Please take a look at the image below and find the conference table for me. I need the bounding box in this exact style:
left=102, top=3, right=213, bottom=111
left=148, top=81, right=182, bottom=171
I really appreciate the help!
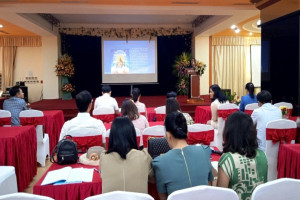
left=277, top=144, right=300, bottom=179
left=0, top=126, right=37, bottom=192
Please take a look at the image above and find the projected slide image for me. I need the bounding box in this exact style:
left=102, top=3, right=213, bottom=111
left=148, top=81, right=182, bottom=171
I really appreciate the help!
left=111, top=50, right=129, bottom=74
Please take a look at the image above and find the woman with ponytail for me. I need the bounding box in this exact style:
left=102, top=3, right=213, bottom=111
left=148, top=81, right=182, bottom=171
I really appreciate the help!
left=132, top=88, right=147, bottom=117
left=239, top=82, right=258, bottom=112
left=152, top=112, right=213, bottom=200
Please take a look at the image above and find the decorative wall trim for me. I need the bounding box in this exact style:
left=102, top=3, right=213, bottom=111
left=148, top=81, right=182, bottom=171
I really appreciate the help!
left=0, top=36, right=42, bottom=47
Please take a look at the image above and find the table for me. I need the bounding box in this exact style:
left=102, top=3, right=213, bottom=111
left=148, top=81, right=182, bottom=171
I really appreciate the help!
left=195, top=106, right=211, bottom=124
left=0, top=126, right=37, bottom=191
left=277, top=144, right=300, bottom=179
left=43, top=110, right=65, bottom=153
left=147, top=107, right=156, bottom=122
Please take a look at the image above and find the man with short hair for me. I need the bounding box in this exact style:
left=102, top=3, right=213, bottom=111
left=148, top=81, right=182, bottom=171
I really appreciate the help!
left=94, top=85, right=119, bottom=115
left=59, top=90, right=106, bottom=140
left=3, top=85, right=27, bottom=126
left=251, top=90, right=282, bottom=152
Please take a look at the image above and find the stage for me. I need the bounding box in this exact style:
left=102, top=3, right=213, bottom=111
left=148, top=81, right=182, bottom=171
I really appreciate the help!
left=31, top=95, right=210, bottom=121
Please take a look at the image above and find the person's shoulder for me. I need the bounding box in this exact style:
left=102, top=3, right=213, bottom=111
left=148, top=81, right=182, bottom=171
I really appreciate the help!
left=219, top=152, right=233, bottom=164
left=139, top=115, right=148, bottom=121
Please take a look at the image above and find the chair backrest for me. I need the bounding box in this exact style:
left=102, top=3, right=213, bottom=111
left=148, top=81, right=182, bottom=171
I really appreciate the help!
left=84, top=191, right=154, bottom=200
left=274, top=102, right=293, bottom=109
left=0, top=110, right=11, bottom=127
left=92, top=107, right=115, bottom=123
left=245, top=103, right=259, bottom=115
left=142, top=125, right=165, bottom=148
left=0, top=192, right=54, bottom=200
left=251, top=178, right=300, bottom=200
left=105, top=128, right=142, bottom=148
left=19, top=110, right=44, bottom=142
left=137, top=105, right=146, bottom=113
left=266, top=119, right=297, bottom=181
left=167, top=185, right=239, bottom=200
left=155, top=106, right=166, bottom=121
left=187, top=124, right=214, bottom=145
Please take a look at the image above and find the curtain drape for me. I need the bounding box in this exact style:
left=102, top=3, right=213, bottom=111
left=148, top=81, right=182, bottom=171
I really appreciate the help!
left=212, top=36, right=260, bottom=96
left=2, top=46, right=17, bottom=91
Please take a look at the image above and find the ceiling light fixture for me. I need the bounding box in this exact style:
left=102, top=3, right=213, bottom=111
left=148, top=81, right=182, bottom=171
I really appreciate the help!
left=231, top=25, right=236, bottom=29
left=249, top=32, right=253, bottom=36
left=0, top=24, right=3, bottom=28
left=231, top=25, right=240, bottom=34
left=257, top=19, right=261, bottom=27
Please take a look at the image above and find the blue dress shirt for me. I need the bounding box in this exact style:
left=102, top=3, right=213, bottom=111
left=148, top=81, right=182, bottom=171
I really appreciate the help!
left=3, top=97, right=27, bottom=126
left=239, top=94, right=258, bottom=112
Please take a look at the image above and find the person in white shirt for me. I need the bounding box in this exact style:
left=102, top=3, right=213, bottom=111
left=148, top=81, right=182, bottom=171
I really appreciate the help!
left=251, top=90, right=282, bottom=152
left=94, top=85, right=119, bottom=115
left=59, top=90, right=106, bottom=141
left=132, top=88, right=147, bottom=117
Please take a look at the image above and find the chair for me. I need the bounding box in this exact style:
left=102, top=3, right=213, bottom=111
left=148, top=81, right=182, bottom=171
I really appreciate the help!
left=266, top=119, right=297, bottom=181
left=19, top=110, right=50, bottom=167
left=187, top=124, right=214, bottom=145
left=251, top=178, right=300, bottom=200
left=65, top=128, right=104, bottom=152
left=167, top=185, right=239, bottom=200
left=0, top=166, right=17, bottom=196
left=84, top=191, right=154, bottom=200
left=0, top=193, right=54, bottom=200
left=105, top=128, right=142, bottom=149
left=93, top=107, right=115, bottom=123
left=137, top=105, right=146, bottom=116
left=154, top=106, right=166, bottom=121
left=142, top=125, right=165, bottom=148
left=214, top=103, right=239, bottom=151
left=0, top=110, right=11, bottom=127
left=274, top=102, right=293, bottom=116
left=245, top=103, right=259, bottom=115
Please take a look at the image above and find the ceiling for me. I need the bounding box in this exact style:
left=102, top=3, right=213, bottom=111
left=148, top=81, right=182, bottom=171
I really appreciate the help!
left=0, top=0, right=260, bottom=37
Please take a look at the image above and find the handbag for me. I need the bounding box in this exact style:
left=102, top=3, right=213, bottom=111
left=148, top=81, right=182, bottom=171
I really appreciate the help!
left=148, top=137, right=170, bottom=158
left=50, top=135, right=78, bottom=165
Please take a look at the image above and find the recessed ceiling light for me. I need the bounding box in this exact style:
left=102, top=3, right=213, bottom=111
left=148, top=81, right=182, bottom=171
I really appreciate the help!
left=249, top=32, right=253, bottom=36
left=0, top=24, right=3, bottom=28
left=231, top=25, right=236, bottom=29
left=257, top=19, right=261, bottom=26
left=235, top=28, right=240, bottom=34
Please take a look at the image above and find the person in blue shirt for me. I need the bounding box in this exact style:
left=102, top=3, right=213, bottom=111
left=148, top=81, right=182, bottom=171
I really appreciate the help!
left=239, top=82, right=257, bottom=112
left=3, top=85, right=27, bottom=126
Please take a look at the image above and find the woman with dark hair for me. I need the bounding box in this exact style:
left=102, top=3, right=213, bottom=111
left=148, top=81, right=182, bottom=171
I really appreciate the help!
left=152, top=112, right=213, bottom=200
left=99, top=117, right=152, bottom=193
left=207, top=84, right=228, bottom=128
left=217, top=111, right=268, bottom=200
left=166, top=98, right=194, bottom=125
left=121, top=100, right=149, bottom=132
left=132, top=88, right=147, bottom=117
left=239, top=82, right=258, bottom=112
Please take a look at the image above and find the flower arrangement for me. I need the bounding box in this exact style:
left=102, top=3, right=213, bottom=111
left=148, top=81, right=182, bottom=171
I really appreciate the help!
left=55, top=54, right=75, bottom=77
left=280, top=106, right=289, bottom=118
left=224, top=91, right=240, bottom=106
left=173, top=52, right=206, bottom=95
left=61, top=83, right=75, bottom=93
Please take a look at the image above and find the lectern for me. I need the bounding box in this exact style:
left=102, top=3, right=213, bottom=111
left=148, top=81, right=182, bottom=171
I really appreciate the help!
left=187, top=69, right=204, bottom=102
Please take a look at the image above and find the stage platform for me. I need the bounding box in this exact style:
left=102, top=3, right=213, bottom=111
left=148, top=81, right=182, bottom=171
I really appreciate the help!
left=31, top=95, right=210, bottom=121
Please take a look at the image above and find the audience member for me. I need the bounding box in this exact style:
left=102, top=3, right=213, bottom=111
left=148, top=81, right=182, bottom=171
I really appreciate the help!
left=121, top=99, right=149, bottom=132
left=207, top=84, right=228, bottom=128
left=251, top=90, right=282, bottom=151
left=132, top=87, right=147, bottom=117
left=239, top=82, right=258, bottom=112
left=94, top=85, right=119, bottom=115
left=152, top=112, right=213, bottom=199
left=217, top=111, right=268, bottom=200
left=166, top=91, right=177, bottom=99
left=99, top=117, right=152, bottom=193
left=166, top=98, right=194, bottom=125
left=59, top=90, right=106, bottom=140
left=3, top=85, right=27, bottom=126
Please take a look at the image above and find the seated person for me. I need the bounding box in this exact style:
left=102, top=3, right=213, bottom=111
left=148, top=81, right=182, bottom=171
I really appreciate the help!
left=3, top=85, right=27, bottom=126
left=132, top=87, right=147, bottom=117
left=152, top=112, right=213, bottom=200
left=217, top=111, right=268, bottom=200
left=121, top=99, right=149, bottom=132
left=166, top=91, right=177, bottom=99
left=59, top=90, right=106, bottom=140
left=94, top=85, right=119, bottom=115
left=251, top=90, right=282, bottom=151
left=99, top=117, right=152, bottom=193
left=166, top=97, right=194, bottom=125
left=239, top=82, right=258, bottom=112
left=207, top=84, right=228, bottom=128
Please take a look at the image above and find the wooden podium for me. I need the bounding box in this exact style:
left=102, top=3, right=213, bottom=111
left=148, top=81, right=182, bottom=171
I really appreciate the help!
left=186, top=69, right=204, bottom=103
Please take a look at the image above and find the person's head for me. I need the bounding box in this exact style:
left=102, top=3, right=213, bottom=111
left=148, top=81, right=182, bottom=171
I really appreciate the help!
left=106, top=117, right=138, bottom=159
left=75, top=90, right=93, bottom=112
left=223, top=111, right=258, bottom=158
left=166, top=91, right=177, bottom=99
left=164, top=112, right=188, bottom=148
left=245, top=82, right=255, bottom=98
left=9, top=86, right=24, bottom=98
left=102, top=85, right=111, bottom=95
left=121, top=100, right=139, bottom=121
left=209, top=84, right=227, bottom=103
left=132, top=88, right=141, bottom=103
left=166, top=98, right=181, bottom=115
left=257, top=90, right=272, bottom=107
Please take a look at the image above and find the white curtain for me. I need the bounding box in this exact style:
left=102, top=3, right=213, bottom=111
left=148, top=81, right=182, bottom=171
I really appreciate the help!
left=1, top=46, right=17, bottom=91
left=212, top=36, right=260, bottom=96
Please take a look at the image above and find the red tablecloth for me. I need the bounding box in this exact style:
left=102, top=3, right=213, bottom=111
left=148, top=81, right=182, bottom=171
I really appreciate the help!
left=277, top=144, right=300, bottom=179
left=0, top=126, right=37, bottom=191
left=195, top=106, right=211, bottom=124
left=147, top=107, right=156, bottom=122
left=43, top=110, right=65, bottom=154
